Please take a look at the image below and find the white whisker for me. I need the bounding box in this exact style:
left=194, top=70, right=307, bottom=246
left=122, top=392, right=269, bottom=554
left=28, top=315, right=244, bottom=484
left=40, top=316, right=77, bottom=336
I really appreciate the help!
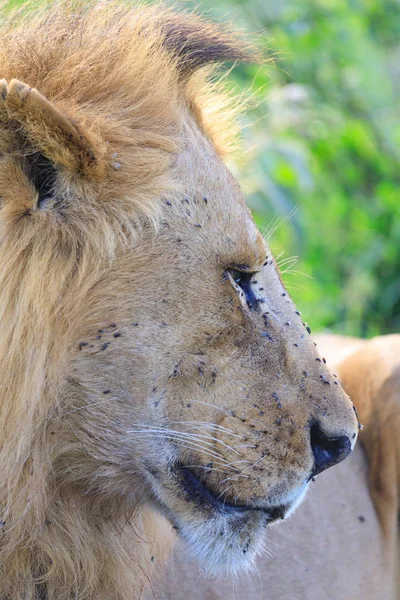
left=126, top=431, right=237, bottom=467
left=277, top=254, right=298, bottom=267
left=128, top=425, right=241, bottom=456
left=170, top=421, right=246, bottom=440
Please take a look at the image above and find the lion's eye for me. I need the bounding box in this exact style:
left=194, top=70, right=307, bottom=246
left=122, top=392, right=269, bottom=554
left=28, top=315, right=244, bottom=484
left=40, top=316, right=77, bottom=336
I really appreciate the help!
left=230, top=269, right=251, bottom=286
left=228, top=269, right=258, bottom=310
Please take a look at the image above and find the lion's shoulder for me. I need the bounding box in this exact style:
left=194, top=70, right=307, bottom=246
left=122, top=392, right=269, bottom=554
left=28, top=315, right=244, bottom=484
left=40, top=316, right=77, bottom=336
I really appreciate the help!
left=337, top=334, right=400, bottom=542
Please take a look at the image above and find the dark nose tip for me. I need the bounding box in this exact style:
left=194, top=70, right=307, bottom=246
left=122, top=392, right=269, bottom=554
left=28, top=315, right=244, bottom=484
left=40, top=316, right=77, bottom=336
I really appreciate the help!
left=310, top=424, right=352, bottom=477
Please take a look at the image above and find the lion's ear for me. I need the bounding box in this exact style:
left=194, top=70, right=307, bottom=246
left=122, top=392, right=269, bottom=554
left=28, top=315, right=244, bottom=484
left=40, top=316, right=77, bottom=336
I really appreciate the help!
left=0, top=79, right=105, bottom=179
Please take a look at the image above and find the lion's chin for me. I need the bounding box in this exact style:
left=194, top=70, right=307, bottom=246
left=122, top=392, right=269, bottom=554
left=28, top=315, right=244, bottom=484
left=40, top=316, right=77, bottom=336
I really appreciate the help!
left=175, top=507, right=268, bottom=578
left=145, top=464, right=309, bottom=577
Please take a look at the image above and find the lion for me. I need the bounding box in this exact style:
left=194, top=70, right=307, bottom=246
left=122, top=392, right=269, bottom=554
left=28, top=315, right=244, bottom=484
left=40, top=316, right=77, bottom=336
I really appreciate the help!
left=162, top=334, right=400, bottom=599
left=0, top=2, right=359, bottom=599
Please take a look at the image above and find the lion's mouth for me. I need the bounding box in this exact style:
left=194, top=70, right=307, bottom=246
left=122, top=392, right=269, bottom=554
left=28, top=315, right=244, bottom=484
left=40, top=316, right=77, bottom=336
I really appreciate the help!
left=176, top=464, right=286, bottom=523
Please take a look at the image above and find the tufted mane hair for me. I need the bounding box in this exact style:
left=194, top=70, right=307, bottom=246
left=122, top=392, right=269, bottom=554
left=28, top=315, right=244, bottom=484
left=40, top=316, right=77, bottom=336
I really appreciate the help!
left=0, top=0, right=255, bottom=161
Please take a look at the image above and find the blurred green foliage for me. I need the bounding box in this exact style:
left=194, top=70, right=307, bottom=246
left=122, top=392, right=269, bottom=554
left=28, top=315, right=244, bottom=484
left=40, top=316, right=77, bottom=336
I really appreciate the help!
left=5, top=0, right=400, bottom=336
left=197, top=0, right=400, bottom=336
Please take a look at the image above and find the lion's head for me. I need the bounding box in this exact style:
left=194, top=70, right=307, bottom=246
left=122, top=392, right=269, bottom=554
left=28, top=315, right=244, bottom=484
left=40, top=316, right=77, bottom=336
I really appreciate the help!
left=0, top=3, right=359, bottom=598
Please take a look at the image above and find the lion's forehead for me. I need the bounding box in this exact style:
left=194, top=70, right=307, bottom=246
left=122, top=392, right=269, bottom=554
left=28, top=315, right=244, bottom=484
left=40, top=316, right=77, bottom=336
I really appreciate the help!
left=166, top=120, right=267, bottom=269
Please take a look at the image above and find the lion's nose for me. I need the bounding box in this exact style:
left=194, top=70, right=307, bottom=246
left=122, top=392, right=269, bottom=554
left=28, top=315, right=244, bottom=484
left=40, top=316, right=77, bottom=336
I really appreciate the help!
left=310, top=423, right=352, bottom=477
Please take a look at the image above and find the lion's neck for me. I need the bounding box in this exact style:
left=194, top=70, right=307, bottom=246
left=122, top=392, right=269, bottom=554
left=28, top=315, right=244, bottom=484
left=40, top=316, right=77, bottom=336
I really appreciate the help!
left=2, top=498, right=174, bottom=600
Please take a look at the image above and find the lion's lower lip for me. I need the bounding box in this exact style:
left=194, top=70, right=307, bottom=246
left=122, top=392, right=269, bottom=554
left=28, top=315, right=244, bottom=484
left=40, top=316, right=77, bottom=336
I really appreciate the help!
left=176, top=465, right=286, bottom=521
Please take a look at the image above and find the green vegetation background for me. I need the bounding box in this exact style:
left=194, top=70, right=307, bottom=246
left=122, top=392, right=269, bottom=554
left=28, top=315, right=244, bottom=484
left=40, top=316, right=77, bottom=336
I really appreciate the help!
left=201, top=0, right=400, bottom=337
left=7, top=0, right=400, bottom=336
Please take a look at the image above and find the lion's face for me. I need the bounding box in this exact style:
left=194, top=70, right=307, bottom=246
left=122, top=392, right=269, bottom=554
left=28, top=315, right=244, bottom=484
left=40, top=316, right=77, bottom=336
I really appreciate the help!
left=68, top=116, right=359, bottom=576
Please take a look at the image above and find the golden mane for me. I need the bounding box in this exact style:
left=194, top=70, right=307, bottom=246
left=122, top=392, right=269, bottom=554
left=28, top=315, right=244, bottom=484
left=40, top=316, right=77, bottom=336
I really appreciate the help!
left=0, top=3, right=254, bottom=597
left=0, top=0, right=252, bottom=158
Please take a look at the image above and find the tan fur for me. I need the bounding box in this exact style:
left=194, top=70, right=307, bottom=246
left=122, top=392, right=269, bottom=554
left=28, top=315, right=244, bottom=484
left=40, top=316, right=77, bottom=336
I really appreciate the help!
left=162, top=334, right=400, bottom=599
left=312, top=333, right=367, bottom=370
left=339, top=335, right=400, bottom=580
left=0, top=3, right=358, bottom=599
